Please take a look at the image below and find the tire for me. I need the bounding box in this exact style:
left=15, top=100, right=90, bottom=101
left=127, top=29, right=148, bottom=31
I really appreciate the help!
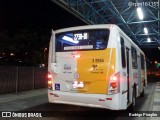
left=140, top=81, right=145, bottom=97
left=140, top=86, right=145, bottom=97
left=131, top=87, right=136, bottom=111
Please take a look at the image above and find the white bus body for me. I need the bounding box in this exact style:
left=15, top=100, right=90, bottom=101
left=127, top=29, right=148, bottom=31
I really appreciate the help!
left=48, top=24, right=147, bottom=110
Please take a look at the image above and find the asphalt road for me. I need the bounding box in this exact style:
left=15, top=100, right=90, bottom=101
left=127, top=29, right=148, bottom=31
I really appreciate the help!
left=21, top=78, right=155, bottom=120
left=0, top=77, right=158, bottom=120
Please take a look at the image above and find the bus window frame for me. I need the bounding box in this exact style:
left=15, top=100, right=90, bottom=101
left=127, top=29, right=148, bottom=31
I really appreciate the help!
left=120, top=37, right=126, bottom=68
left=131, top=46, right=138, bottom=69
left=140, top=54, right=145, bottom=70
left=55, top=29, right=110, bottom=52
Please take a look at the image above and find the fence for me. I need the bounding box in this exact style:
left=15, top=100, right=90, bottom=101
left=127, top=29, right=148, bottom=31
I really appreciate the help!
left=0, top=66, right=47, bottom=94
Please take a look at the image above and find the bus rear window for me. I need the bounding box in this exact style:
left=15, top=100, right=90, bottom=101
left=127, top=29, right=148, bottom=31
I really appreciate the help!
left=55, top=29, right=110, bottom=52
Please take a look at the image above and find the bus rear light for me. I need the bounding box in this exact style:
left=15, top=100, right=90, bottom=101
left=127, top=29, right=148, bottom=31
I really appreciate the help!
left=73, top=54, right=80, bottom=58
left=110, top=83, right=117, bottom=89
left=110, top=76, right=118, bottom=81
left=48, top=74, right=52, bottom=79
left=48, top=80, right=52, bottom=85
left=108, top=72, right=120, bottom=94
left=110, top=75, right=118, bottom=89
left=48, top=72, right=53, bottom=90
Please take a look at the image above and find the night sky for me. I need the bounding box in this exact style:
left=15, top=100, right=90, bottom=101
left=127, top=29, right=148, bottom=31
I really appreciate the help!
left=0, top=0, right=159, bottom=66
left=0, top=0, right=86, bottom=66
left=0, top=0, right=86, bottom=30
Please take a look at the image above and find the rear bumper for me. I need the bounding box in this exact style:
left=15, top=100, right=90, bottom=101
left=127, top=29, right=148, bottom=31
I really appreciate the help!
left=48, top=90, right=121, bottom=110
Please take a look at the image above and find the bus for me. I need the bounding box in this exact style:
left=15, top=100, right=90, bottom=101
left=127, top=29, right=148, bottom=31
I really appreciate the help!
left=48, top=24, right=147, bottom=110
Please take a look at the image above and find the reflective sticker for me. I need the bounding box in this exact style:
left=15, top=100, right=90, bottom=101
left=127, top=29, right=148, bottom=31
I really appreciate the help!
left=55, top=84, right=60, bottom=90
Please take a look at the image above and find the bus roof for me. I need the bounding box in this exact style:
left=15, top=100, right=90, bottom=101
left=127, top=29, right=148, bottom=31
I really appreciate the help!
left=54, top=24, right=114, bottom=33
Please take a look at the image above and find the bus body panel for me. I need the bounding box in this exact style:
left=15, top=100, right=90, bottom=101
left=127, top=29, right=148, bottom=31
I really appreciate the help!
left=52, top=49, right=116, bottom=94
left=48, top=90, right=120, bottom=110
left=77, top=49, right=116, bottom=94
left=48, top=24, right=147, bottom=110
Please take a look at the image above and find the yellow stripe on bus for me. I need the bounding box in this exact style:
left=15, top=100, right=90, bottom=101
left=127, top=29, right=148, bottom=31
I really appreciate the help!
left=77, top=48, right=116, bottom=94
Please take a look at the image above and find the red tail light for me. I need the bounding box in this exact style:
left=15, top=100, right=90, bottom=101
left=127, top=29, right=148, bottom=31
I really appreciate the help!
left=48, top=73, right=52, bottom=79
left=110, top=76, right=118, bottom=88
left=108, top=72, right=120, bottom=94
left=48, top=72, right=52, bottom=90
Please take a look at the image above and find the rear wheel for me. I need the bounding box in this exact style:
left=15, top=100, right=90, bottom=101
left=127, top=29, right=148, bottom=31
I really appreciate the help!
left=140, top=81, right=145, bottom=97
left=131, top=87, right=136, bottom=111
left=140, top=86, right=145, bottom=97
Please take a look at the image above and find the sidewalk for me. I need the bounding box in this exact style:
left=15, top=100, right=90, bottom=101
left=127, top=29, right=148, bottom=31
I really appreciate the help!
left=0, top=88, right=48, bottom=111
left=0, top=88, right=47, bottom=104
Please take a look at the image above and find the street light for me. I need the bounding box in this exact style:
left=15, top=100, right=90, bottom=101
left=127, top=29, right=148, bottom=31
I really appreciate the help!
left=137, top=7, right=144, bottom=20
left=144, top=27, right=148, bottom=34
left=147, top=38, right=151, bottom=42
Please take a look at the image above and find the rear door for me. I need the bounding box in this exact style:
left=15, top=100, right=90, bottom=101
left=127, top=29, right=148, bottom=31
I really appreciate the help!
left=120, top=36, right=128, bottom=108
left=137, top=55, right=141, bottom=95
